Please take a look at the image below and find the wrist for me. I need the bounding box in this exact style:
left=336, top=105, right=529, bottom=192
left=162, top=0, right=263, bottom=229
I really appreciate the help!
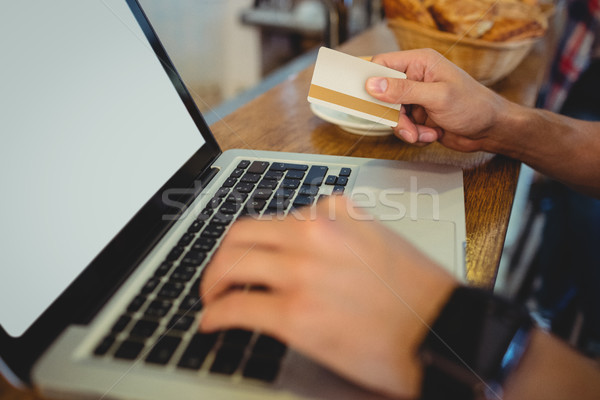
left=481, top=100, right=532, bottom=158
left=396, top=272, right=458, bottom=399
left=417, top=286, right=534, bottom=400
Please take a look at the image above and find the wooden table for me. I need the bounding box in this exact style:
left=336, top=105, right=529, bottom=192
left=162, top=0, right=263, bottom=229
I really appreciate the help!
left=1, top=22, right=555, bottom=400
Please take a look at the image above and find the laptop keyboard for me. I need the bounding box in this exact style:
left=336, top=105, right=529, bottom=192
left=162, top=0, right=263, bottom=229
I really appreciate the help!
left=92, top=159, right=352, bottom=383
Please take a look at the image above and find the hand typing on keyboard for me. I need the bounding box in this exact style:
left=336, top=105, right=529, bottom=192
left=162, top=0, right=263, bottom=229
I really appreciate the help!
left=199, top=195, right=457, bottom=399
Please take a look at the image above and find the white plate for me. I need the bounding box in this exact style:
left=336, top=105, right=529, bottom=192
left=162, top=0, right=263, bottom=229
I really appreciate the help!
left=310, top=103, right=394, bottom=136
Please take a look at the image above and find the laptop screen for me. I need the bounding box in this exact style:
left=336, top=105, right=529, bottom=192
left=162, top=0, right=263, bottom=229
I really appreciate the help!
left=0, top=1, right=206, bottom=337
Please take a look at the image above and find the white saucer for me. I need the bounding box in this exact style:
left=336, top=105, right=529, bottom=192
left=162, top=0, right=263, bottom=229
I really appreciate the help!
left=310, top=103, right=394, bottom=136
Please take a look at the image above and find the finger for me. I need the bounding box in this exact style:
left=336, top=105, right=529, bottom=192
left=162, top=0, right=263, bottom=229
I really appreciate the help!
left=200, top=246, right=296, bottom=302
left=416, top=125, right=441, bottom=143
left=366, top=77, right=442, bottom=110
left=394, top=112, right=419, bottom=143
left=220, top=205, right=321, bottom=249
left=219, top=217, right=289, bottom=248
left=370, top=49, right=448, bottom=81
left=410, top=105, right=428, bottom=126
left=199, top=290, right=288, bottom=340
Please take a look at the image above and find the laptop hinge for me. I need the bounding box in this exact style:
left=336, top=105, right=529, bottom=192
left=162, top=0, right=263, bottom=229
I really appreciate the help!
left=195, top=166, right=219, bottom=195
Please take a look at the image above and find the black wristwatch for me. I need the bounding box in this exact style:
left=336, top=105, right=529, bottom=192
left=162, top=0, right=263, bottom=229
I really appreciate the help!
left=418, top=286, right=533, bottom=400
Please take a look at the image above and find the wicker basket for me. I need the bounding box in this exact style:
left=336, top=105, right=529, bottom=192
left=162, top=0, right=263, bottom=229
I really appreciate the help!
left=387, top=18, right=541, bottom=86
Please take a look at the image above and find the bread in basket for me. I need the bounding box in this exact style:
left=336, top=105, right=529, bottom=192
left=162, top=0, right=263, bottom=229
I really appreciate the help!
left=383, top=0, right=550, bottom=85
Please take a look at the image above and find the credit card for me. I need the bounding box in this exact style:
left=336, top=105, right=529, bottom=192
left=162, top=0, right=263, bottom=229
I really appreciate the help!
left=307, top=47, right=407, bottom=127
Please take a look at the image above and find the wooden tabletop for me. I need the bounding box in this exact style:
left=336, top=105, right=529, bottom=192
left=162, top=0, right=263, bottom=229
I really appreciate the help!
left=1, top=22, right=555, bottom=400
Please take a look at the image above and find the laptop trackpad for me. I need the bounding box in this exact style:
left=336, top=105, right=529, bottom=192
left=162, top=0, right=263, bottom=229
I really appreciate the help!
left=277, top=350, right=390, bottom=399
left=378, top=218, right=456, bottom=273
left=349, top=179, right=462, bottom=278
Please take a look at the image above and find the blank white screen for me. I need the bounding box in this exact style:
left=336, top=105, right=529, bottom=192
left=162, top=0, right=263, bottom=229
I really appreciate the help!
left=0, top=0, right=205, bottom=337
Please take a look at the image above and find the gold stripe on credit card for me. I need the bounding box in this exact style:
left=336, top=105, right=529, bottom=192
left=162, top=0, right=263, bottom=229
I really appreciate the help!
left=308, top=84, right=400, bottom=124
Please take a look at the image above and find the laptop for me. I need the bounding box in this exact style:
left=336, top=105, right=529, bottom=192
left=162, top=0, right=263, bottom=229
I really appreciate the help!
left=0, top=1, right=466, bottom=399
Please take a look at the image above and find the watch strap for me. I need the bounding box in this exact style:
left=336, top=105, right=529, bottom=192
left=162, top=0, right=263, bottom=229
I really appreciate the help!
left=418, top=286, right=533, bottom=400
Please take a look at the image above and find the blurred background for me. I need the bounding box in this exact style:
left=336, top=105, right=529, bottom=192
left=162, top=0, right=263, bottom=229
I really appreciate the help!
left=138, top=0, right=383, bottom=124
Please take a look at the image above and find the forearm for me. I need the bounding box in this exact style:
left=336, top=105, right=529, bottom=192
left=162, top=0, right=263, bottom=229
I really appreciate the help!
left=503, top=329, right=600, bottom=400
left=485, top=102, right=600, bottom=197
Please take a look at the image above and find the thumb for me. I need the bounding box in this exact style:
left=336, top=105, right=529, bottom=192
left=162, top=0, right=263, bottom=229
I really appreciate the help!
left=366, top=77, right=434, bottom=108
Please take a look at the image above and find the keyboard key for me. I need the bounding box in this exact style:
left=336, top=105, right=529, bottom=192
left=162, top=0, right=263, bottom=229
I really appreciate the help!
left=228, top=168, right=244, bottom=179
left=215, top=187, right=230, bottom=198
left=285, top=170, right=305, bottom=180
left=263, top=170, right=283, bottom=180
left=298, top=185, right=319, bottom=197
left=131, top=319, right=159, bottom=338
left=267, top=197, right=290, bottom=212
left=198, top=206, right=214, bottom=220
left=178, top=233, right=195, bottom=247
left=127, top=295, right=147, bottom=313
left=114, top=340, right=144, bottom=360
left=157, top=283, right=185, bottom=300
left=140, top=277, right=161, bottom=295
left=222, top=177, right=238, bottom=188
left=304, top=165, right=328, bottom=186
left=240, top=173, right=261, bottom=183
left=177, top=333, right=218, bottom=370
left=210, top=343, right=245, bottom=375
left=325, top=175, right=337, bottom=185
left=170, top=265, right=197, bottom=281
left=280, top=179, right=300, bottom=189
left=210, top=195, right=225, bottom=208
left=332, top=185, right=345, bottom=194
left=251, top=188, right=273, bottom=200
left=257, top=179, right=278, bottom=190
left=222, top=329, right=253, bottom=346
left=339, top=167, right=352, bottom=177
left=201, top=223, right=226, bottom=239
left=274, top=188, right=295, bottom=199
left=225, top=191, right=248, bottom=204
left=292, top=195, right=314, bottom=208
left=166, top=246, right=185, bottom=262
left=111, top=315, right=132, bottom=334
left=211, top=213, right=235, bottom=225
left=192, top=277, right=202, bottom=292
left=234, top=182, right=255, bottom=193
left=179, top=294, right=203, bottom=312
left=180, top=251, right=206, bottom=267
left=252, top=335, right=287, bottom=358
left=237, top=160, right=251, bottom=169
left=285, top=163, right=309, bottom=171
left=145, top=299, right=173, bottom=318
left=146, top=335, right=182, bottom=365
left=269, top=163, right=308, bottom=171
left=192, top=237, right=216, bottom=252
left=268, top=163, right=286, bottom=171
left=247, top=161, right=269, bottom=174
left=94, top=335, right=116, bottom=356
left=154, top=261, right=172, bottom=277
left=168, top=313, right=195, bottom=331
left=336, top=176, right=348, bottom=186
left=242, top=355, right=282, bottom=383
left=187, top=220, right=204, bottom=233
left=245, top=199, right=267, bottom=215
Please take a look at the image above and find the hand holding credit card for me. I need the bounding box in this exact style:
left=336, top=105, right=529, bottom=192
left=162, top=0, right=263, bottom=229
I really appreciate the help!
left=307, top=47, right=407, bottom=127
